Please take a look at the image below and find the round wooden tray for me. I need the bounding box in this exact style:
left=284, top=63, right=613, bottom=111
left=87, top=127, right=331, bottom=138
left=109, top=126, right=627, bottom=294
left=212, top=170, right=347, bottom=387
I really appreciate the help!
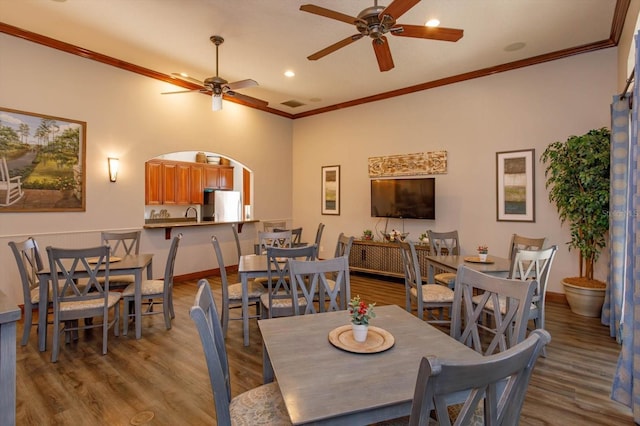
left=328, top=325, right=395, bottom=354
left=464, top=256, right=494, bottom=264
left=86, top=256, right=122, bottom=264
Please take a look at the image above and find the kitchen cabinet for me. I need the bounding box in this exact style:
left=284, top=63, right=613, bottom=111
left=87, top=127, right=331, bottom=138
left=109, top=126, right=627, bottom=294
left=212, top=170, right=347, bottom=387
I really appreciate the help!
left=145, top=159, right=233, bottom=205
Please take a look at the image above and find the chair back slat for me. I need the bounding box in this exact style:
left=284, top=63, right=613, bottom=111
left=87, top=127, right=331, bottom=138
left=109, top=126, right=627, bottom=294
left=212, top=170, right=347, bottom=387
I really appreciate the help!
left=334, top=233, right=354, bottom=258
left=427, top=230, right=460, bottom=255
left=289, top=256, right=350, bottom=314
left=508, top=234, right=547, bottom=261
left=101, top=230, right=141, bottom=256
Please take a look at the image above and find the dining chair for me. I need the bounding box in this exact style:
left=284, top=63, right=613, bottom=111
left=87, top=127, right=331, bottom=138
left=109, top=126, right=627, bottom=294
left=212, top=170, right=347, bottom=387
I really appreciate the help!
left=231, top=223, right=243, bottom=262
left=275, top=227, right=303, bottom=246
left=399, top=240, right=454, bottom=327
left=210, top=235, right=263, bottom=338
left=334, top=232, right=354, bottom=258
left=0, top=157, right=24, bottom=206
left=253, top=230, right=293, bottom=287
left=314, top=222, right=325, bottom=251
left=427, top=230, right=460, bottom=289
left=508, top=234, right=547, bottom=261
left=262, top=220, right=286, bottom=232
left=451, top=266, right=536, bottom=355
left=260, top=244, right=317, bottom=318
left=46, top=245, right=121, bottom=362
left=122, top=233, right=181, bottom=335
left=190, top=279, right=291, bottom=426
left=289, top=256, right=350, bottom=314
left=408, top=329, right=551, bottom=426
left=8, top=237, right=45, bottom=346
left=474, top=246, right=557, bottom=356
left=100, top=230, right=141, bottom=289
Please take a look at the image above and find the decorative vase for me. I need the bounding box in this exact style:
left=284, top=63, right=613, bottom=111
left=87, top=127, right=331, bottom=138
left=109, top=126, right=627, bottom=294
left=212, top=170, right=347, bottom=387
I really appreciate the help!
left=562, top=279, right=606, bottom=317
left=351, top=323, right=368, bottom=343
left=478, top=253, right=488, bottom=262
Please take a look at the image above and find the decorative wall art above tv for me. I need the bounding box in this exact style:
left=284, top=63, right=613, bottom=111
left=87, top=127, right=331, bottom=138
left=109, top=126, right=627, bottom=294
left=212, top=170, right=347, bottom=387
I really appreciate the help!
left=368, top=151, right=447, bottom=177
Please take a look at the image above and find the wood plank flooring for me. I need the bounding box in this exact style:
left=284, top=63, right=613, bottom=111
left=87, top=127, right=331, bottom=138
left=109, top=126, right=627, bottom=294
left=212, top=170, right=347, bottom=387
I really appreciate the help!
left=15, top=272, right=633, bottom=425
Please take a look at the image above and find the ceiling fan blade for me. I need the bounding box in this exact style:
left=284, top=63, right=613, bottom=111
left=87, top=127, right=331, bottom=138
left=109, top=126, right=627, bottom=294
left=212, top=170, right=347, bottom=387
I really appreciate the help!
left=161, top=89, right=207, bottom=95
left=372, top=36, right=394, bottom=72
left=308, top=34, right=364, bottom=60
left=225, top=79, right=258, bottom=91
left=300, top=4, right=358, bottom=25
left=392, top=24, right=464, bottom=42
left=170, top=72, right=205, bottom=86
left=379, top=0, right=421, bottom=21
left=225, top=91, right=269, bottom=108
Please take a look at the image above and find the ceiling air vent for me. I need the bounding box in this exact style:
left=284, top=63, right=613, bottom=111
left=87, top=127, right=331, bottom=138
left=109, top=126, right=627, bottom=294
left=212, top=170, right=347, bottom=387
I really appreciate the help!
left=281, top=100, right=306, bottom=108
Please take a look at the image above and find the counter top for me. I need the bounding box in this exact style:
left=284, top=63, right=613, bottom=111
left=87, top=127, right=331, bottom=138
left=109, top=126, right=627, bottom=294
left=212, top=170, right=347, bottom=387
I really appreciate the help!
left=144, top=219, right=258, bottom=239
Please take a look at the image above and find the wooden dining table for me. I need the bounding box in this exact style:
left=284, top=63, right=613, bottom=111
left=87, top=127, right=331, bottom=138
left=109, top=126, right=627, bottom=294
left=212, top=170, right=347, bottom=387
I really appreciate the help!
left=258, top=304, right=481, bottom=425
left=36, top=253, right=154, bottom=351
left=425, top=254, right=512, bottom=283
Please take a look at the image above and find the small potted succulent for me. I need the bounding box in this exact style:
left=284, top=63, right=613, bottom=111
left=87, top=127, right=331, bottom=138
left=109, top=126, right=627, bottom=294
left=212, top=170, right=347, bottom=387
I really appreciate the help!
left=349, top=295, right=376, bottom=342
left=362, top=229, right=374, bottom=240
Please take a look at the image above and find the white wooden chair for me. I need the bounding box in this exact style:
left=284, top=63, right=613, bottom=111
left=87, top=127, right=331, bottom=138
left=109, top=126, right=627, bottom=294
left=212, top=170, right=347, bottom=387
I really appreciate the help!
left=408, top=329, right=551, bottom=426
left=100, top=230, right=141, bottom=289
left=289, top=256, right=350, bottom=314
left=508, top=234, right=547, bottom=261
left=0, top=157, right=24, bottom=206
left=190, top=279, right=291, bottom=426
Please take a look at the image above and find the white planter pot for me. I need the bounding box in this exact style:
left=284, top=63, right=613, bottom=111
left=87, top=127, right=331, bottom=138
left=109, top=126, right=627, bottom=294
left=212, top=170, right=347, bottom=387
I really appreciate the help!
left=351, top=323, right=369, bottom=343
left=562, top=279, right=606, bottom=317
left=478, top=253, right=488, bottom=262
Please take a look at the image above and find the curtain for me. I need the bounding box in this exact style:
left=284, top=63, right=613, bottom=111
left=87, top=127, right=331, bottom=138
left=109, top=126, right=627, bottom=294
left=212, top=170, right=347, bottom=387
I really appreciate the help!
left=610, top=32, right=640, bottom=421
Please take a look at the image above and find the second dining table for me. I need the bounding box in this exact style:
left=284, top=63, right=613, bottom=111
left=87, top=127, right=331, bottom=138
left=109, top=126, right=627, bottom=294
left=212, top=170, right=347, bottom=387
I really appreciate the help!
left=37, top=253, right=154, bottom=351
left=258, top=304, right=482, bottom=425
left=425, top=254, right=512, bottom=283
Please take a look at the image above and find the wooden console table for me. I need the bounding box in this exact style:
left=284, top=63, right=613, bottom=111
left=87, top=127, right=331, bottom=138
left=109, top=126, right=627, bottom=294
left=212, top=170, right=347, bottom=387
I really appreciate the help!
left=348, top=239, right=432, bottom=280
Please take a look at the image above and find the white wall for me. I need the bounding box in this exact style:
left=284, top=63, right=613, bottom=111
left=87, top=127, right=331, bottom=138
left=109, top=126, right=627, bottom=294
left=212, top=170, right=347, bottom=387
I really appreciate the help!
left=0, top=34, right=293, bottom=304
left=292, top=48, right=617, bottom=295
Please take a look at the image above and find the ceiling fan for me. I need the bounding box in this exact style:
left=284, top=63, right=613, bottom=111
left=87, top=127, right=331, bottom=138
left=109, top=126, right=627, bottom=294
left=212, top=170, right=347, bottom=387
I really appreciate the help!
left=162, top=35, right=268, bottom=111
left=300, top=0, right=463, bottom=72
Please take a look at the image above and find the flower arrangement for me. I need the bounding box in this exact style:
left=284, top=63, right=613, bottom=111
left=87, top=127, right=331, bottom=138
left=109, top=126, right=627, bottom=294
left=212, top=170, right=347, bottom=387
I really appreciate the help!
left=362, top=229, right=373, bottom=240
left=384, top=229, right=408, bottom=242
left=419, top=232, right=429, bottom=243
left=349, top=295, right=376, bottom=325
left=477, top=245, right=488, bottom=254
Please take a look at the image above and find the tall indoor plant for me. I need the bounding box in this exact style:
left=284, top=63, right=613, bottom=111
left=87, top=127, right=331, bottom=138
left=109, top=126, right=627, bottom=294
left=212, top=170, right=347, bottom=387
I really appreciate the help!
left=540, top=128, right=610, bottom=316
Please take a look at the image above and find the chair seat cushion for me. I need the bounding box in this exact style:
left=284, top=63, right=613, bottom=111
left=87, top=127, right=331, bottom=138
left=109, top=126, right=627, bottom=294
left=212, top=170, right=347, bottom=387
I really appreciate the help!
left=260, top=293, right=307, bottom=308
left=122, top=279, right=164, bottom=297
left=434, top=272, right=456, bottom=286
left=410, top=284, right=454, bottom=303
left=471, top=294, right=536, bottom=314
left=229, top=381, right=291, bottom=425
left=228, top=282, right=264, bottom=300
left=253, top=276, right=289, bottom=287
left=60, top=292, right=121, bottom=311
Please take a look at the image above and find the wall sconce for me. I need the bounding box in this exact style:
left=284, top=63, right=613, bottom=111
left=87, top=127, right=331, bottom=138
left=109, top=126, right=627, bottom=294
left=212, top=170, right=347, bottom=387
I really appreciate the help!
left=108, top=157, right=119, bottom=182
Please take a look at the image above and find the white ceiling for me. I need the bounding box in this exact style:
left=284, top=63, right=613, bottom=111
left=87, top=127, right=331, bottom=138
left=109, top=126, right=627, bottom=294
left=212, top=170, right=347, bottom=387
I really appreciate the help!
left=1, top=0, right=623, bottom=116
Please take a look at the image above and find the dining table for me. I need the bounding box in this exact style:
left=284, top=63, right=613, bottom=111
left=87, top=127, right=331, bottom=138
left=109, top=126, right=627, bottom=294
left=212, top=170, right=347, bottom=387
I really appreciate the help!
left=258, top=304, right=482, bottom=425
left=36, top=253, right=154, bottom=351
left=425, top=254, right=512, bottom=283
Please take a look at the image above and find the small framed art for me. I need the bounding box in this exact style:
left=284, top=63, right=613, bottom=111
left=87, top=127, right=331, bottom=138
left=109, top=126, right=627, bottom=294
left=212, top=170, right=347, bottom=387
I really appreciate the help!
left=321, top=165, right=340, bottom=215
left=496, top=149, right=535, bottom=222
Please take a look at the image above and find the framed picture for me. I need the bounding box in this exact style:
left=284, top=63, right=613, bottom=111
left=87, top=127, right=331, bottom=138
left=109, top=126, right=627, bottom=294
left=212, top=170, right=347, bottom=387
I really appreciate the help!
left=0, top=107, right=86, bottom=212
left=321, top=165, right=340, bottom=215
left=496, top=149, right=535, bottom=222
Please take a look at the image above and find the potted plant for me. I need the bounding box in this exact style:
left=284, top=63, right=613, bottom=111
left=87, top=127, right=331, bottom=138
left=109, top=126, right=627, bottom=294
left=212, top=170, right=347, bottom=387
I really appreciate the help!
left=540, top=127, right=610, bottom=317
left=362, top=229, right=373, bottom=241
left=348, top=295, right=375, bottom=342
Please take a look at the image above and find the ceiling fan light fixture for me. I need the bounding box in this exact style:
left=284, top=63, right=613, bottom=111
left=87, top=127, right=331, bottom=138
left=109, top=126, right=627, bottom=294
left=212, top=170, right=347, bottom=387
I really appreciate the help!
left=212, top=94, right=222, bottom=111
left=425, top=19, right=440, bottom=27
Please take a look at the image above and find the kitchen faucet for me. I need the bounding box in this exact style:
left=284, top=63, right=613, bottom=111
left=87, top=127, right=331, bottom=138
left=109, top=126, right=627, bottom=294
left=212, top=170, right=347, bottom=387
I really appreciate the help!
left=185, top=206, right=198, bottom=222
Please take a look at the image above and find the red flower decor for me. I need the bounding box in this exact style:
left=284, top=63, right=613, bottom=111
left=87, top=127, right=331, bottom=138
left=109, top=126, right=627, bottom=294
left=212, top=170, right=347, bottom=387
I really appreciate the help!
left=349, top=295, right=376, bottom=325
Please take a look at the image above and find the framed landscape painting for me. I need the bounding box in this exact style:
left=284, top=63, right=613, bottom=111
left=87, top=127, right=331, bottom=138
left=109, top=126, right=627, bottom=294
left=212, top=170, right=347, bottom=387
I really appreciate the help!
left=321, top=165, right=340, bottom=215
left=0, top=107, right=86, bottom=212
left=496, top=149, right=535, bottom=222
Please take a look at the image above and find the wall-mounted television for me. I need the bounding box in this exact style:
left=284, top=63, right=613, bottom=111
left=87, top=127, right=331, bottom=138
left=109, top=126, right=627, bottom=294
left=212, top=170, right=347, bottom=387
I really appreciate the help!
left=371, top=178, right=435, bottom=220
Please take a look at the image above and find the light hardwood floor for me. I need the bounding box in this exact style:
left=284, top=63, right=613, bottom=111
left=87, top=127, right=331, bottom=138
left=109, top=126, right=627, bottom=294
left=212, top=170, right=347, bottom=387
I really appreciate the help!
left=16, top=273, right=633, bottom=425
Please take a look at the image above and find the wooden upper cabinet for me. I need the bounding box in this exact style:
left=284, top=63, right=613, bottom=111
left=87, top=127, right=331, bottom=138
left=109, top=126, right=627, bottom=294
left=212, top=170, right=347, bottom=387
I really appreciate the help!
left=189, top=164, right=204, bottom=204
left=145, top=160, right=163, bottom=205
left=162, top=162, right=178, bottom=205
left=145, top=159, right=233, bottom=205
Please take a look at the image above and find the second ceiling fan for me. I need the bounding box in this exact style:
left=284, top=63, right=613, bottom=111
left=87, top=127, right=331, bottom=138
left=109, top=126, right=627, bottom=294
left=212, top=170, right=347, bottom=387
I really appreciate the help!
left=163, top=35, right=267, bottom=111
left=300, top=0, right=464, bottom=72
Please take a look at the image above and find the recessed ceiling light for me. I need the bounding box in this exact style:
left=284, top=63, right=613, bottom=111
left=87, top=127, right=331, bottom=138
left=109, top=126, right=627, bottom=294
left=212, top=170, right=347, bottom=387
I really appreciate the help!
left=425, top=19, right=440, bottom=27
left=284, top=70, right=295, bottom=78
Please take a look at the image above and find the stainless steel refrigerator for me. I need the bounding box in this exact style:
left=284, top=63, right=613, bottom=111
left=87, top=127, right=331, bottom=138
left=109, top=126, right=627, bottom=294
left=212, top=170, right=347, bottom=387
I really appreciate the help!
left=202, top=189, right=242, bottom=222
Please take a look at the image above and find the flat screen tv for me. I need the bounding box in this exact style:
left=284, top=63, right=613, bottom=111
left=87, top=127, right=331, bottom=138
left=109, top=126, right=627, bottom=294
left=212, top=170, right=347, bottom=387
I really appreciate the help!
left=371, top=178, right=435, bottom=220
